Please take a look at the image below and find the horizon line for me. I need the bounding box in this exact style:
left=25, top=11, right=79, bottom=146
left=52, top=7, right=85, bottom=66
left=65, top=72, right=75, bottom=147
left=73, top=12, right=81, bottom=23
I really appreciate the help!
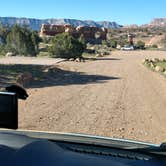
left=0, top=16, right=165, bottom=26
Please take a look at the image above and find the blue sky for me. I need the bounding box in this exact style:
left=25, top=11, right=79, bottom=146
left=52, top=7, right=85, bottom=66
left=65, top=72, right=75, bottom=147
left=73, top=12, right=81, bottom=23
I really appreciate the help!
left=0, top=0, right=165, bottom=25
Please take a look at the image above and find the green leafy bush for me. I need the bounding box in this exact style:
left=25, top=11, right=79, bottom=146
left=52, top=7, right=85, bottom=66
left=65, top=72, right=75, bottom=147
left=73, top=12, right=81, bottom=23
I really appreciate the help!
left=49, top=33, right=85, bottom=58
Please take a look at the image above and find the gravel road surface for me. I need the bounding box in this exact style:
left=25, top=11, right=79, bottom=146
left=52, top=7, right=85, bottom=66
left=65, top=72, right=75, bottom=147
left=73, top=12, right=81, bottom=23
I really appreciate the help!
left=12, top=51, right=166, bottom=144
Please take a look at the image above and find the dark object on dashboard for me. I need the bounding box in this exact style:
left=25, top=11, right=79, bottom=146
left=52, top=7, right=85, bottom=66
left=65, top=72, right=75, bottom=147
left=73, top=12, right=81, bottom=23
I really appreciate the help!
left=0, top=84, right=27, bottom=129
left=0, top=92, right=18, bottom=129
left=5, top=84, right=28, bottom=100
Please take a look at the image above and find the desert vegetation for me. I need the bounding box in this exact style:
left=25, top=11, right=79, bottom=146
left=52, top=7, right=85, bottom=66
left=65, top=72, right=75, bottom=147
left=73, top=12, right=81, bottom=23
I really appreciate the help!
left=107, top=26, right=166, bottom=50
left=1, top=23, right=166, bottom=61
left=0, top=24, right=86, bottom=59
left=48, top=33, right=86, bottom=59
left=0, top=24, right=41, bottom=56
left=142, top=58, right=166, bottom=75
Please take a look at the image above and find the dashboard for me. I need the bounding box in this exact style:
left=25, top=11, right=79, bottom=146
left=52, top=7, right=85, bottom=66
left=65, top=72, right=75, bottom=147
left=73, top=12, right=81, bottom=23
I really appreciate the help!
left=0, top=131, right=165, bottom=166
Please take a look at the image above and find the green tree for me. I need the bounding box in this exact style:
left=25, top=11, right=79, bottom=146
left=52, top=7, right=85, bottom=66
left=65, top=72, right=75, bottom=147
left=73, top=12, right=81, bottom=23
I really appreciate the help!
left=78, top=34, right=86, bottom=50
left=0, top=24, right=10, bottom=44
left=31, top=31, right=41, bottom=54
left=109, top=40, right=117, bottom=48
left=6, top=25, right=39, bottom=56
left=49, top=33, right=85, bottom=58
left=0, top=24, right=10, bottom=55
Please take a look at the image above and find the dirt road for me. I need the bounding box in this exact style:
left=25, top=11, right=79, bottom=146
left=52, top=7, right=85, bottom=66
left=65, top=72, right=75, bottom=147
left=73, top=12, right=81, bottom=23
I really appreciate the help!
left=18, top=51, right=166, bottom=144
left=0, top=56, right=66, bottom=65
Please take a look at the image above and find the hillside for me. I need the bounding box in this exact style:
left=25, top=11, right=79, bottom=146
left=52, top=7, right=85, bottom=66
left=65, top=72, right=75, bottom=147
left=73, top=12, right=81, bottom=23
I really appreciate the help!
left=150, top=18, right=166, bottom=26
left=0, top=17, right=122, bottom=30
left=108, top=20, right=166, bottom=49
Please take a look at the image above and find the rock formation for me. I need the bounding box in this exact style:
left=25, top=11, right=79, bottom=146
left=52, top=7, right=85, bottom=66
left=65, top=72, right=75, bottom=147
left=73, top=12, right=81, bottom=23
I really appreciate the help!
left=40, top=24, right=107, bottom=43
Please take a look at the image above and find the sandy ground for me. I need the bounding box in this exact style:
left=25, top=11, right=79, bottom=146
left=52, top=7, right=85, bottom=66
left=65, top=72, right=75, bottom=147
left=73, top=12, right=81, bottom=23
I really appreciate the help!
left=0, top=56, right=66, bottom=65
left=3, top=51, right=166, bottom=144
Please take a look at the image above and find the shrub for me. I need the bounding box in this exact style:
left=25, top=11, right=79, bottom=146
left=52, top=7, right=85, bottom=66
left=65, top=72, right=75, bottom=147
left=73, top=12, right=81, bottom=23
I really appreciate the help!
left=42, top=36, right=52, bottom=44
left=117, top=37, right=129, bottom=47
left=109, top=40, right=117, bottom=48
left=102, top=39, right=117, bottom=48
left=0, top=24, right=10, bottom=45
left=49, top=33, right=85, bottom=58
left=31, top=31, right=42, bottom=55
left=102, top=40, right=107, bottom=46
left=78, top=34, right=86, bottom=50
left=0, top=44, right=6, bottom=56
left=151, top=44, right=158, bottom=48
left=135, top=40, right=145, bottom=49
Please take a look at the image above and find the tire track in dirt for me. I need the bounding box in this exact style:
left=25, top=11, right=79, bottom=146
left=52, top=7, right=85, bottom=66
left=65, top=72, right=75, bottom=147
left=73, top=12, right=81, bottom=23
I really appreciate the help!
left=18, top=51, right=166, bottom=144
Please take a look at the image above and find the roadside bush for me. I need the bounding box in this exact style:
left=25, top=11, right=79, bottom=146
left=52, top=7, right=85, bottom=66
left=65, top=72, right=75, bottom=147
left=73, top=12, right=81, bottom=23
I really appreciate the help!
left=151, top=44, right=158, bottom=48
left=49, top=33, right=85, bottom=58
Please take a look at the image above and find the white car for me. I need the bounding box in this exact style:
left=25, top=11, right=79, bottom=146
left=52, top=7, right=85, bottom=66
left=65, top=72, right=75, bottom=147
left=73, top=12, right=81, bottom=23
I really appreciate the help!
left=121, top=45, right=134, bottom=51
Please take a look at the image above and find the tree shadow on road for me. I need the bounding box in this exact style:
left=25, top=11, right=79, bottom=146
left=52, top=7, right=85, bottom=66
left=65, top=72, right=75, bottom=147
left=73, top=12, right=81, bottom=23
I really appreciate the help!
left=0, top=64, right=45, bottom=87
left=0, top=64, right=120, bottom=88
left=30, top=67, right=120, bottom=88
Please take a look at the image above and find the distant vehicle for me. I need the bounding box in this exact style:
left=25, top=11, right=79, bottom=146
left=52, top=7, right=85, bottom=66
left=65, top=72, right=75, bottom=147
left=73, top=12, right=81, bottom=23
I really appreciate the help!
left=121, top=45, right=134, bottom=51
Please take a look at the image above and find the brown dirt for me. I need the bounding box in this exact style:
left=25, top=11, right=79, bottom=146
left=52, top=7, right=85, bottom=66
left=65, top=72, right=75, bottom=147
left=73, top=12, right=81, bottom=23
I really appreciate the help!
left=10, top=51, right=166, bottom=144
left=0, top=56, right=65, bottom=65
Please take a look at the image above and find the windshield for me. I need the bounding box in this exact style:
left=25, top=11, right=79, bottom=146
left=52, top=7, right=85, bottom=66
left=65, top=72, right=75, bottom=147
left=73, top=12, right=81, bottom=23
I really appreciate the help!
left=0, top=0, right=165, bottom=145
